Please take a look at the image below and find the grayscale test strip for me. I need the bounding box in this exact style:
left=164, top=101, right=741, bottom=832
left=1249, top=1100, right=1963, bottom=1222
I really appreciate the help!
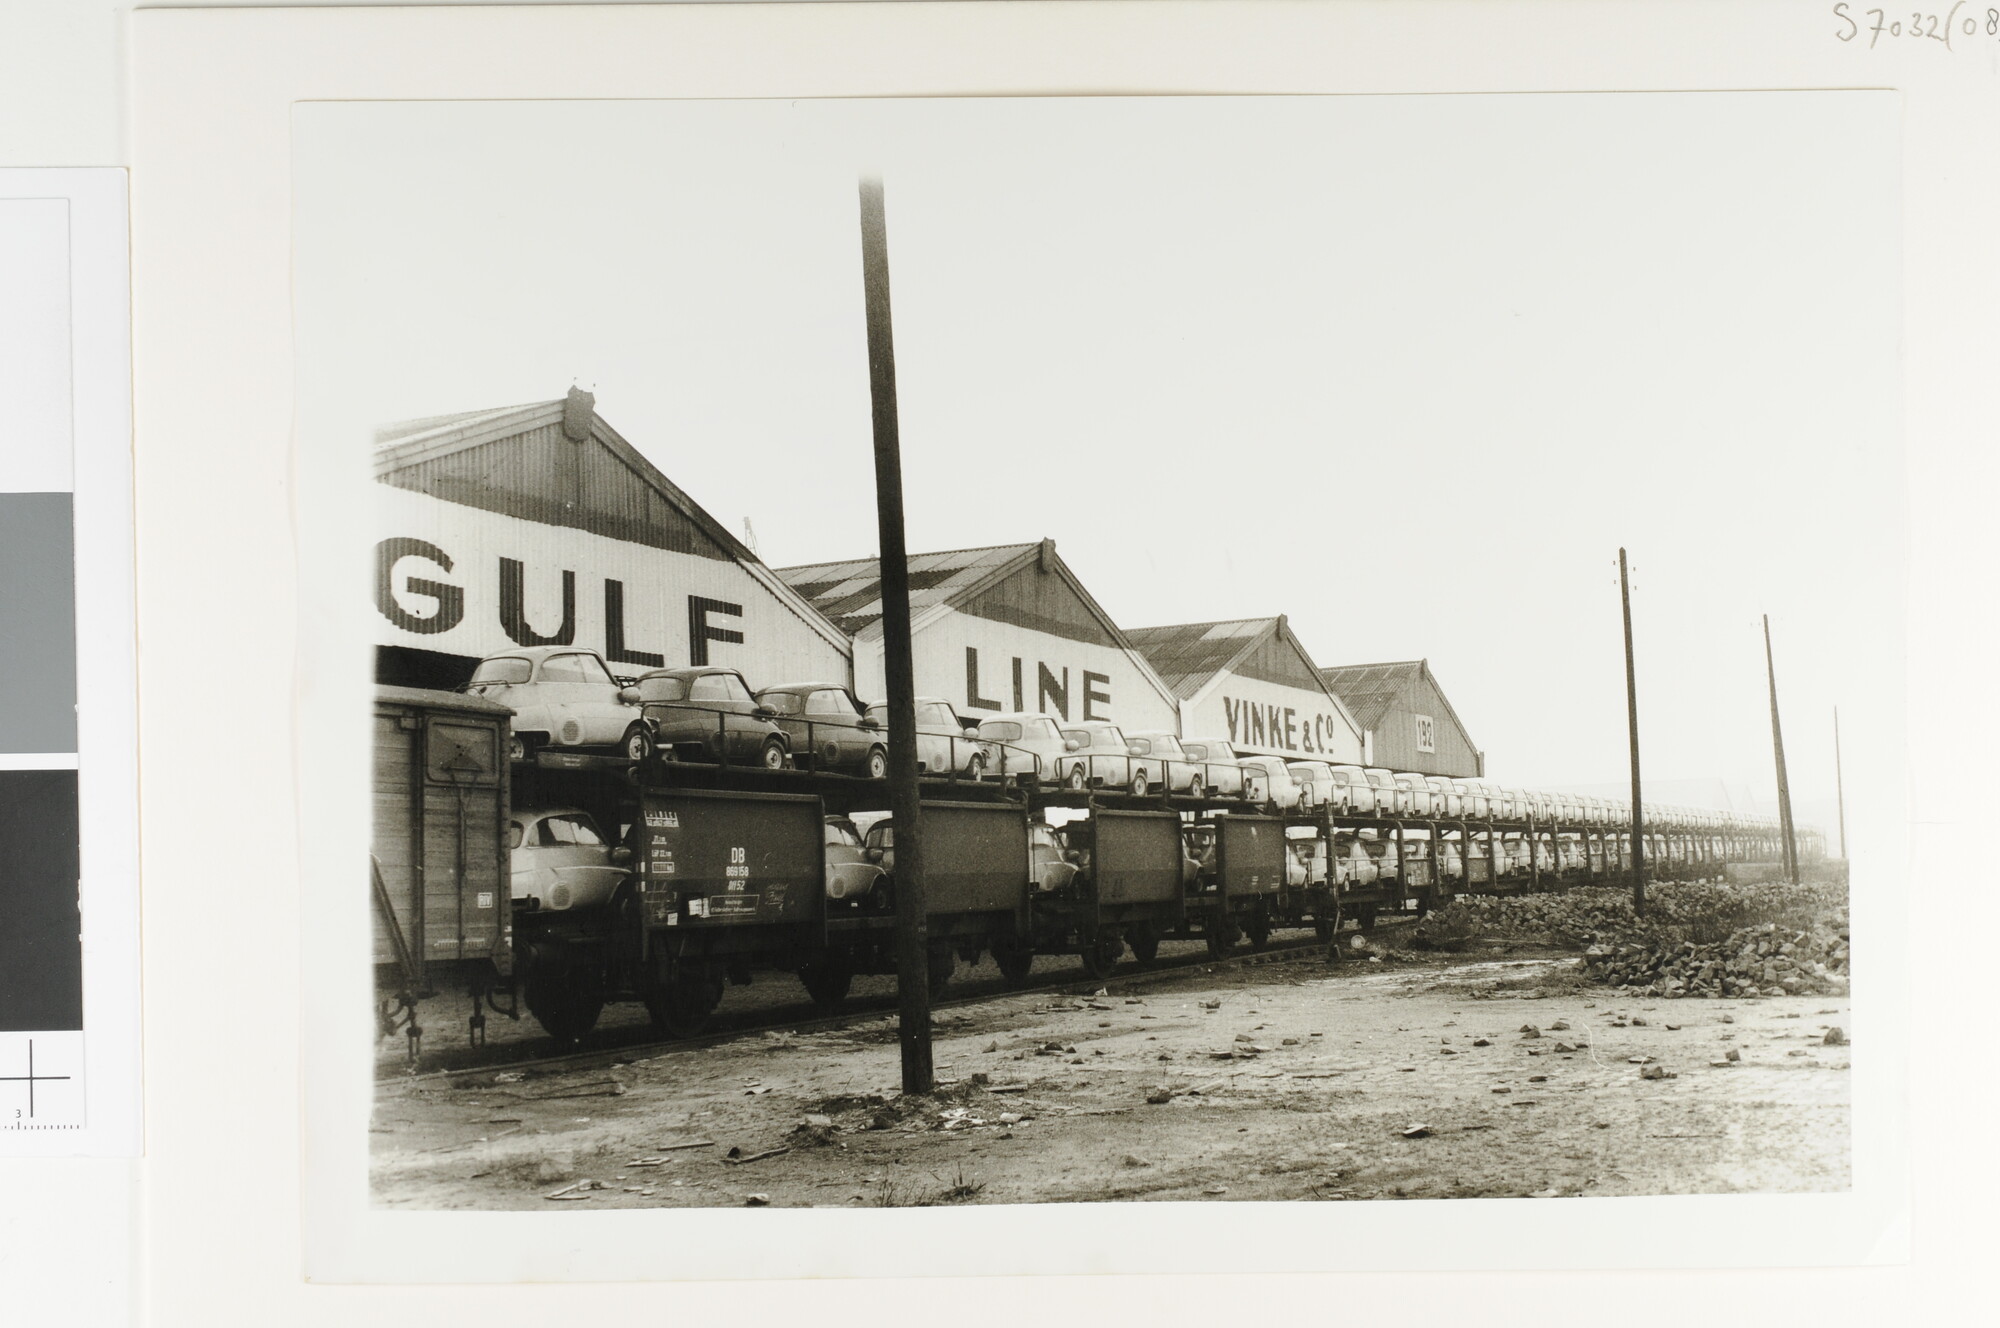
left=1, top=173, right=138, bottom=1152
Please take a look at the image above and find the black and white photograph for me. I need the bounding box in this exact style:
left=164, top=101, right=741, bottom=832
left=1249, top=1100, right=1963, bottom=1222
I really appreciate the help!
left=292, top=92, right=1896, bottom=1219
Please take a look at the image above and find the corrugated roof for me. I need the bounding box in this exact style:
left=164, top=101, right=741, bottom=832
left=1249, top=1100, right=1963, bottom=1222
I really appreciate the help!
left=1124, top=618, right=1276, bottom=700
left=373, top=391, right=852, bottom=655
left=1317, top=660, right=1426, bottom=732
left=776, top=543, right=1038, bottom=634
left=374, top=402, right=551, bottom=447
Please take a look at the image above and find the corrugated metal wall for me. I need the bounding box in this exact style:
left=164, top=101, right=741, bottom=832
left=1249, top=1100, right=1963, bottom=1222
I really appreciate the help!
left=1366, top=670, right=1481, bottom=777
left=956, top=562, right=1119, bottom=648
left=378, top=422, right=733, bottom=561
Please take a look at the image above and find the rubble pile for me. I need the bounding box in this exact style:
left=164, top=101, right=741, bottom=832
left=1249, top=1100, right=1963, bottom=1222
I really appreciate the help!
left=1586, top=917, right=1850, bottom=999
left=1410, top=880, right=1849, bottom=998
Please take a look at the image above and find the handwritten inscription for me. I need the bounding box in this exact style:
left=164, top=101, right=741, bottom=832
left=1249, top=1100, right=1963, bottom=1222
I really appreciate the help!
left=1833, top=3, right=2000, bottom=48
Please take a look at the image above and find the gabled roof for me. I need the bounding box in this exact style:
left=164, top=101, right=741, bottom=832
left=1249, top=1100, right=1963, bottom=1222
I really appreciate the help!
left=1124, top=617, right=1281, bottom=701
left=776, top=542, right=1038, bottom=636
left=373, top=390, right=851, bottom=656
left=1318, top=658, right=1476, bottom=745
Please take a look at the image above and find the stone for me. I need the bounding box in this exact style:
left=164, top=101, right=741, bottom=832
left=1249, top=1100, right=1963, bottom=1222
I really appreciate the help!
left=1823, top=1027, right=1847, bottom=1046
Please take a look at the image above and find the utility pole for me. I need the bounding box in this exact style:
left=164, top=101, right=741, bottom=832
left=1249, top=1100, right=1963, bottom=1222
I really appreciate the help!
left=1763, top=615, right=1800, bottom=884
left=1619, top=548, right=1645, bottom=917
left=858, top=176, right=932, bottom=1094
left=1833, top=706, right=1846, bottom=862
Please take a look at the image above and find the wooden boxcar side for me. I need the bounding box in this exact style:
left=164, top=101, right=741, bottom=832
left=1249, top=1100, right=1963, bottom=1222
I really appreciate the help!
left=372, top=685, right=514, bottom=999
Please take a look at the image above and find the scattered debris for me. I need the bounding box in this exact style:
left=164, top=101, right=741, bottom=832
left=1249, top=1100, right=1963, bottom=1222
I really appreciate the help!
left=722, top=1146, right=791, bottom=1166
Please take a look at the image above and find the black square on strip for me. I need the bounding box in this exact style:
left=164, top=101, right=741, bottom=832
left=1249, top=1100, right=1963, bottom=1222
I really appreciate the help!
left=0, top=770, right=83, bottom=1031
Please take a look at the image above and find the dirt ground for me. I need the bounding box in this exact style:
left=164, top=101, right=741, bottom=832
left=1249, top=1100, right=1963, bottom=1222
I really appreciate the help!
left=369, top=945, right=1851, bottom=1207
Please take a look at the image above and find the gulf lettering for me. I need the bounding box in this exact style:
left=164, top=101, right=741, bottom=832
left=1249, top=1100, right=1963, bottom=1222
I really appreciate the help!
left=603, top=578, right=664, bottom=668
left=687, top=595, right=744, bottom=666
left=499, top=556, right=575, bottom=646
left=375, top=538, right=463, bottom=635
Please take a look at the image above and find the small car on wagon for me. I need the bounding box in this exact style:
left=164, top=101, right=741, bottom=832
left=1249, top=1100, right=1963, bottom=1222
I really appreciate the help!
left=464, top=646, right=638, bottom=760
left=619, top=666, right=792, bottom=768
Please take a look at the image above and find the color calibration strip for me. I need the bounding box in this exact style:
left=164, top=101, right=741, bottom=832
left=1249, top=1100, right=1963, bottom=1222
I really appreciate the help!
left=0, top=172, right=139, bottom=1154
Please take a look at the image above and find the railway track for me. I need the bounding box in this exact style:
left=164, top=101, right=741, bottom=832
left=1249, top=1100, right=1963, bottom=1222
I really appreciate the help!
left=378, top=919, right=1417, bottom=1088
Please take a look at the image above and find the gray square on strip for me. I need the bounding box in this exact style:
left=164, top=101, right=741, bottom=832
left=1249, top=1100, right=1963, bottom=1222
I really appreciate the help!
left=0, top=493, right=77, bottom=753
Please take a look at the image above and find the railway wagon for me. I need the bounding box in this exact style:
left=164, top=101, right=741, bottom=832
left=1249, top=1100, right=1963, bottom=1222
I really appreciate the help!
left=632, top=786, right=828, bottom=1036
left=813, top=800, right=1036, bottom=1004
left=1203, top=813, right=1289, bottom=954
left=372, top=685, right=514, bottom=1052
left=1029, top=809, right=1187, bottom=979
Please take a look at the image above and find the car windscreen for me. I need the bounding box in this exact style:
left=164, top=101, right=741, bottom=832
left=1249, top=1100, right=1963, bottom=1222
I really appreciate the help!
left=637, top=676, right=689, bottom=702
left=536, top=814, right=605, bottom=847
left=470, top=658, right=531, bottom=685
left=807, top=690, right=859, bottom=717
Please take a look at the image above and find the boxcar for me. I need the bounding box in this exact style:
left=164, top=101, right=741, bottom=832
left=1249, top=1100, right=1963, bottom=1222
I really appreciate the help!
left=372, top=685, right=514, bottom=1033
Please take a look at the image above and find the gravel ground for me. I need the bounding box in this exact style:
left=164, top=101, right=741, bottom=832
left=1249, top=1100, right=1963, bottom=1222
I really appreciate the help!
left=375, top=936, right=1244, bottom=1075
left=372, top=941, right=1850, bottom=1208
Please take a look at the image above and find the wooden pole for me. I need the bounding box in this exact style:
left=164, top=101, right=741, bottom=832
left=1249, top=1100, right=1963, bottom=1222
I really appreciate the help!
left=858, top=176, right=932, bottom=1095
left=1833, top=706, right=1847, bottom=861
left=1763, top=615, right=1800, bottom=884
left=1619, top=548, right=1645, bottom=916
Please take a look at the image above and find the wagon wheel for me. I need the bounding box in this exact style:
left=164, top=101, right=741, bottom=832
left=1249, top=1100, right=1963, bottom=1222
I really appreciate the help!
left=525, top=970, right=604, bottom=1047
left=1204, top=912, right=1240, bottom=959
left=797, top=957, right=853, bottom=1011
left=1077, top=931, right=1123, bottom=980
left=1244, top=908, right=1272, bottom=952
left=1126, top=924, right=1161, bottom=967
left=646, top=964, right=725, bottom=1039
left=1313, top=903, right=1341, bottom=945
left=992, top=940, right=1035, bottom=988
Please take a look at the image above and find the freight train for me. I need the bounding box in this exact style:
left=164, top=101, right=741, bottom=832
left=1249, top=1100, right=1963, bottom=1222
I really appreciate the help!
left=371, top=683, right=1820, bottom=1057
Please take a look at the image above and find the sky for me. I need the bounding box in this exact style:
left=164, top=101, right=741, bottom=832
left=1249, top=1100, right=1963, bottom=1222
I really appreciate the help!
left=294, top=92, right=1899, bottom=826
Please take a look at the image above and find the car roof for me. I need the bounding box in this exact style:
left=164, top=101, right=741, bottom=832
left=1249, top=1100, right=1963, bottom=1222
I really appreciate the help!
left=512, top=805, right=594, bottom=822
left=481, top=645, right=603, bottom=664
left=980, top=711, right=1060, bottom=723
left=636, top=665, right=744, bottom=680
left=864, top=695, right=953, bottom=707
left=760, top=681, right=849, bottom=694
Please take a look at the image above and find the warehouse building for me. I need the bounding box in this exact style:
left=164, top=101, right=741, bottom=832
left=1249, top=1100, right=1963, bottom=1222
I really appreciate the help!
left=1125, top=616, right=1364, bottom=764
left=777, top=540, right=1180, bottom=732
left=371, top=389, right=852, bottom=690
left=1317, top=659, right=1484, bottom=778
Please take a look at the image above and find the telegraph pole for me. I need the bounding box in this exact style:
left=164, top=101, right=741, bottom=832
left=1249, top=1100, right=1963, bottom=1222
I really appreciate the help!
left=1619, top=549, right=1644, bottom=916
left=858, top=176, right=932, bottom=1094
left=1833, top=706, right=1847, bottom=861
left=1763, top=615, right=1800, bottom=884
